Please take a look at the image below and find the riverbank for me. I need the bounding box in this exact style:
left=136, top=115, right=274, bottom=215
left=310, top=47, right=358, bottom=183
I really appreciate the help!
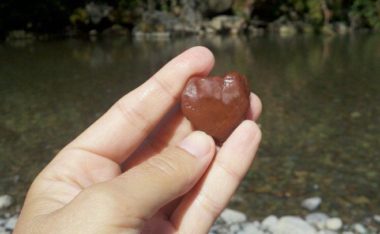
left=2, top=0, right=380, bottom=42
left=1, top=193, right=379, bottom=234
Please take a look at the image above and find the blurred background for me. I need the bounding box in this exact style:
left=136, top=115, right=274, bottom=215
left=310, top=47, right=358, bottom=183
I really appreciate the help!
left=0, top=0, right=380, bottom=233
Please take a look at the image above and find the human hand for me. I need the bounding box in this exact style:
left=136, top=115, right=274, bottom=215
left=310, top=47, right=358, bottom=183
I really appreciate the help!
left=15, top=47, right=262, bottom=234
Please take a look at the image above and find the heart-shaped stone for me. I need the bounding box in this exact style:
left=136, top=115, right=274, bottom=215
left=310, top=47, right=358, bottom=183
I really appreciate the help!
left=181, top=71, right=250, bottom=143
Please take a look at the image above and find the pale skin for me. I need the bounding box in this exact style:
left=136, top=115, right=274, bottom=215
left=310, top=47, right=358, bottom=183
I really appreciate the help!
left=14, top=46, right=262, bottom=234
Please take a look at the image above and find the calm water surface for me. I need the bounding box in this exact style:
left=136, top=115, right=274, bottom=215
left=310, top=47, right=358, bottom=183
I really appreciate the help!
left=0, top=35, right=379, bottom=222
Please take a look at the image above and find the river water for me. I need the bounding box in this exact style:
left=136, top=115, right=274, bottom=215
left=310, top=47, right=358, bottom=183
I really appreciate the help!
left=0, top=34, right=379, bottom=222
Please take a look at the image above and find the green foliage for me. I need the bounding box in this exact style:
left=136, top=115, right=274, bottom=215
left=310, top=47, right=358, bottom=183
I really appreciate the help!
left=351, top=0, right=380, bottom=29
left=306, top=0, right=323, bottom=25
left=118, top=0, right=141, bottom=10
left=70, top=8, right=89, bottom=25
left=283, top=0, right=323, bottom=25
left=1, top=0, right=380, bottom=36
left=232, top=0, right=255, bottom=19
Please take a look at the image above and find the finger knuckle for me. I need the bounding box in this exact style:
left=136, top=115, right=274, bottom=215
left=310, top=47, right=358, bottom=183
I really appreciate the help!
left=146, top=155, right=181, bottom=178
left=195, top=192, right=224, bottom=218
left=114, top=100, right=151, bottom=134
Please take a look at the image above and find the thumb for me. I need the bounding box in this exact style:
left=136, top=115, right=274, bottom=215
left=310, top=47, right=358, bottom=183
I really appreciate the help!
left=104, top=131, right=215, bottom=224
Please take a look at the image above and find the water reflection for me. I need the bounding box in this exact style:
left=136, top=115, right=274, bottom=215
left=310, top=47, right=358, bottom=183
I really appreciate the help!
left=0, top=34, right=379, bottom=221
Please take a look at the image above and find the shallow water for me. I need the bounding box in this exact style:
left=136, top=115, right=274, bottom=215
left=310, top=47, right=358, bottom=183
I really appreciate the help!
left=0, top=34, right=379, bottom=222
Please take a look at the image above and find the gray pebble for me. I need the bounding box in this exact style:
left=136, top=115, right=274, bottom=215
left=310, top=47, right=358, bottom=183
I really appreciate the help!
left=325, top=217, right=343, bottom=231
left=4, top=215, right=18, bottom=230
left=374, top=215, right=380, bottom=223
left=220, top=209, right=247, bottom=225
left=0, top=196, right=12, bottom=210
left=229, top=223, right=242, bottom=233
left=261, top=215, right=278, bottom=231
left=239, top=222, right=263, bottom=234
left=353, top=223, right=366, bottom=234
left=272, top=216, right=317, bottom=234
left=0, top=219, right=6, bottom=226
left=302, top=197, right=322, bottom=211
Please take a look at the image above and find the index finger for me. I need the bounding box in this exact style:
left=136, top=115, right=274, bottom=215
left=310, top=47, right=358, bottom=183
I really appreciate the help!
left=66, top=46, right=215, bottom=164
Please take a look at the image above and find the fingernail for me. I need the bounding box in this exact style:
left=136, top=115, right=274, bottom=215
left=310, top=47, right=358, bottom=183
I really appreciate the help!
left=178, top=131, right=212, bottom=158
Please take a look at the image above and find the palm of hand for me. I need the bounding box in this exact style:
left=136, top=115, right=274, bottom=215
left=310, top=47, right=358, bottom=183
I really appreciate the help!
left=15, top=47, right=261, bottom=234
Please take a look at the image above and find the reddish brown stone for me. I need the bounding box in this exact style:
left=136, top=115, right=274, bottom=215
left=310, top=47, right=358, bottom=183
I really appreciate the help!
left=181, top=72, right=250, bottom=144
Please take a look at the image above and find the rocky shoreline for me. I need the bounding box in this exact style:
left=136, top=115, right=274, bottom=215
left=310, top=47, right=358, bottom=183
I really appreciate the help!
left=4, top=0, right=379, bottom=42
left=211, top=209, right=380, bottom=234
left=1, top=194, right=379, bottom=234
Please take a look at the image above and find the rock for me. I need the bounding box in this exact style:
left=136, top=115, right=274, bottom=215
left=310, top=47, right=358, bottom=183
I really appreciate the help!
left=239, top=222, right=263, bottom=234
left=102, top=24, right=128, bottom=36
left=334, top=22, right=349, bottom=34
left=248, top=26, right=265, bottom=36
left=321, top=24, right=335, bottom=36
left=89, top=29, right=98, bottom=37
left=279, top=24, right=297, bottom=37
left=4, top=215, right=17, bottom=230
left=325, top=218, right=342, bottom=231
left=0, top=195, right=13, bottom=210
left=306, top=213, right=329, bottom=229
left=317, top=231, right=337, bottom=234
left=180, top=0, right=203, bottom=26
left=0, top=226, right=10, bottom=234
left=220, top=209, right=247, bottom=225
left=299, top=23, right=314, bottom=34
left=302, top=197, right=322, bottom=211
left=0, top=218, right=6, bottom=226
left=209, top=224, right=228, bottom=234
left=208, top=15, right=246, bottom=34
left=261, top=215, right=278, bottom=231
left=229, top=223, right=241, bottom=233
left=272, top=216, right=317, bottom=234
left=134, top=10, right=200, bottom=35
left=85, top=2, right=112, bottom=24
left=6, top=30, right=35, bottom=41
left=207, top=0, right=233, bottom=13
left=353, top=223, right=366, bottom=234
left=374, top=214, right=380, bottom=223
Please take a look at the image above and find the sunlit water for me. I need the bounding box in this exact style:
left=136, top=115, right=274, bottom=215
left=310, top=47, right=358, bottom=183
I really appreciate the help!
left=1, top=34, right=379, bottom=222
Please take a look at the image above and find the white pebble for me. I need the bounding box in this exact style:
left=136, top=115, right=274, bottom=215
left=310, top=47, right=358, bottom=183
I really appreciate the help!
left=0, top=195, right=13, bottom=210
left=353, top=223, right=366, bottom=234
left=0, top=226, right=10, bottom=234
left=261, top=215, right=278, bottom=231
left=239, top=222, right=263, bottom=234
left=301, top=197, right=322, bottom=211
left=0, top=219, right=6, bottom=226
left=229, top=223, right=241, bottom=233
left=4, top=215, right=18, bottom=230
left=374, top=214, right=380, bottom=223
left=317, top=231, right=337, bottom=234
left=220, top=209, right=247, bottom=225
left=272, top=216, right=317, bottom=234
left=306, top=212, right=329, bottom=229
left=325, top=218, right=342, bottom=231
